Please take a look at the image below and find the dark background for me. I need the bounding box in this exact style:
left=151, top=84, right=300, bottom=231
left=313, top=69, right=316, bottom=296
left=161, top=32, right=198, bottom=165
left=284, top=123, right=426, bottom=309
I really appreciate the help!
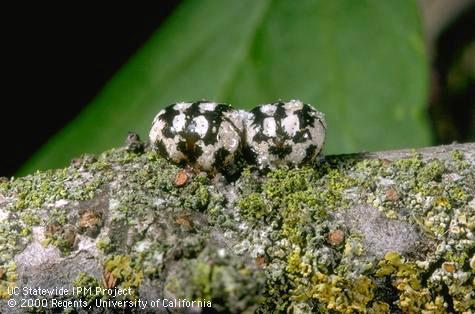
left=2, top=3, right=181, bottom=177
left=1, top=2, right=473, bottom=177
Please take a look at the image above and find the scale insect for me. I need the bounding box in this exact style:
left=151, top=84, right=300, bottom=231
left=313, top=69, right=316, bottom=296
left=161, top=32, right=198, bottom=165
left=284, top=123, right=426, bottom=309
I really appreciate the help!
left=149, top=100, right=326, bottom=172
left=243, top=100, right=326, bottom=169
left=149, top=101, right=244, bottom=172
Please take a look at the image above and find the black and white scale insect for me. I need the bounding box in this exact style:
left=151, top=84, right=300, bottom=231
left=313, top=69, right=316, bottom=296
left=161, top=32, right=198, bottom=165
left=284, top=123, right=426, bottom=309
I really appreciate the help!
left=149, top=100, right=326, bottom=172
left=244, top=100, right=326, bottom=169
left=149, top=101, right=244, bottom=172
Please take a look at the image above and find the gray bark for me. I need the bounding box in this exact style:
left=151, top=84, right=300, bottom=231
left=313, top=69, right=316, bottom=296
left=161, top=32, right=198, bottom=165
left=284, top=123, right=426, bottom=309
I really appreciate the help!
left=0, top=143, right=474, bottom=313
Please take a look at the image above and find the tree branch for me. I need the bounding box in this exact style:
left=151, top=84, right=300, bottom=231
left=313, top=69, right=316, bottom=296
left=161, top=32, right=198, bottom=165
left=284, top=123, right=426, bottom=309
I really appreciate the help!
left=1, top=142, right=474, bottom=313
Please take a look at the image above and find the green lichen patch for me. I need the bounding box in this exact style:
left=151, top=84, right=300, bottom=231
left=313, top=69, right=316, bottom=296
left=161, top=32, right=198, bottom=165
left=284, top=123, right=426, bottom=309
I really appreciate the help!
left=0, top=215, right=29, bottom=264
left=99, top=152, right=219, bottom=281
left=72, top=272, right=103, bottom=305
left=346, top=153, right=475, bottom=246
left=235, top=162, right=370, bottom=311
left=104, top=255, right=143, bottom=296
left=376, top=252, right=448, bottom=313
left=0, top=150, right=120, bottom=266
left=0, top=262, right=17, bottom=299
left=1, top=144, right=474, bottom=313
left=164, top=249, right=265, bottom=314
left=232, top=151, right=474, bottom=312
left=9, top=167, right=104, bottom=211
left=238, top=192, right=268, bottom=221
left=237, top=163, right=352, bottom=235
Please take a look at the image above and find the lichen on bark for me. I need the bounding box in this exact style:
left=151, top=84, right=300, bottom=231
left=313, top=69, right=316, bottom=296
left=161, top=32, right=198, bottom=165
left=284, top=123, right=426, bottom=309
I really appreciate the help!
left=0, top=143, right=474, bottom=313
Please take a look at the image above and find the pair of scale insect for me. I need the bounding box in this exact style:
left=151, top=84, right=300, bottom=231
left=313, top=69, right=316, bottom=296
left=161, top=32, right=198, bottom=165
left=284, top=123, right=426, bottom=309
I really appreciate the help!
left=149, top=100, right=326, bottom=174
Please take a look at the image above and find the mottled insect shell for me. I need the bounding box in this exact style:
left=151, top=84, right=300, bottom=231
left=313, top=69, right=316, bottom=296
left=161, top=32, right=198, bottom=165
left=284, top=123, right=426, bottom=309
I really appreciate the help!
left=244, top=100, right=326, bottom=169
left=149, top=101, right=244, bottom=172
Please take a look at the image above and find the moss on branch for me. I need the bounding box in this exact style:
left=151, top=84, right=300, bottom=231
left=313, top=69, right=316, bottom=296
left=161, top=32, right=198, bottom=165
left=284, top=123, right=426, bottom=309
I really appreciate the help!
left=0, top=143, right=474, bottom=313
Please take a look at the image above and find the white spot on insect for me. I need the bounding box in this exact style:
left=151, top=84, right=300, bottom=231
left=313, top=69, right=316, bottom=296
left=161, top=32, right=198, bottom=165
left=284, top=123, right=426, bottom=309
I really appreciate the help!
left=174, top=102, right=192, bottom=111
left=219, top=118, right=241, bottom=151
left=262, top=117, right=277, bottom=137
left=285, top=99, right=303, bottom=110
left=199, top=102, right=217, bottom=112
left=190, top=115, right=208, bottom=138
left=282, top=113, right=299, bottom=137
left=260, top=104, right=277, bottom=115
left=172, top=113, right=186, bottom=132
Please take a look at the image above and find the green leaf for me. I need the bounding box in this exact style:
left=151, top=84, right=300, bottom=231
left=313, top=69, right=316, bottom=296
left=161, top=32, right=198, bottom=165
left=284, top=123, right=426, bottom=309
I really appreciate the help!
left=19, top=0, right=430, bottom=175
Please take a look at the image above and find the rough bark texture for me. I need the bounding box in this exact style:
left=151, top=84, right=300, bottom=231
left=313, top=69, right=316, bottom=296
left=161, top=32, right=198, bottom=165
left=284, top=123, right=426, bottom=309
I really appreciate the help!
left=0, top=142, right=474, bottom=313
